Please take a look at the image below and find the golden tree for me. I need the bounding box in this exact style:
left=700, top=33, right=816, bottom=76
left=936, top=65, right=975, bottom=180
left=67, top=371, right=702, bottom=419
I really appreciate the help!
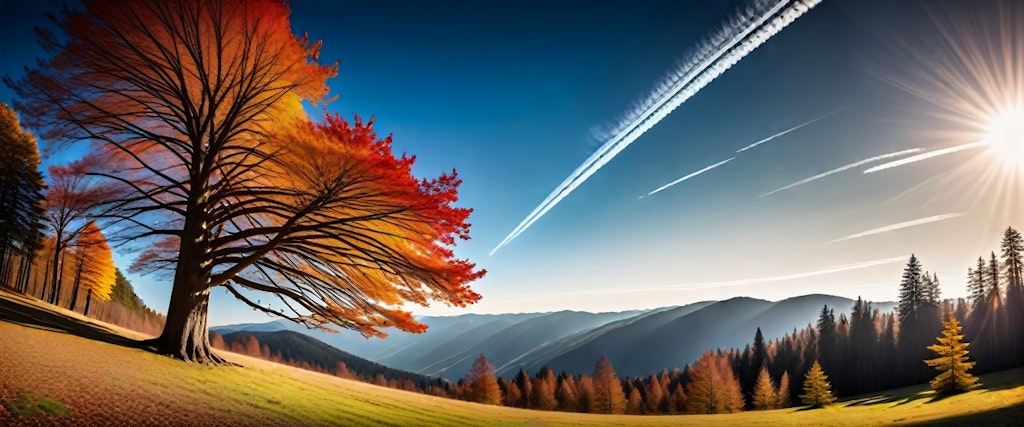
left=8, top=0, right=484, bottom=363
left=685, top=351, right=745, bottom=414
left=68, top=222, right=116, bottom=315
left=591, top=356, right=626, bottom=414
left=925, top=316, right=980, bottom=394
left=752, top=366, right=778, bottom=410
left=466, top=354, right=501, bottom=405
left=799, top=360, right=836, bottom=408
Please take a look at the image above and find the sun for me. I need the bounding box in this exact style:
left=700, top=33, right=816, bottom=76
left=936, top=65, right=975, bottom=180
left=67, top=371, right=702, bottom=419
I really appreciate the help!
left=983, top=104, right=1024, bottom=169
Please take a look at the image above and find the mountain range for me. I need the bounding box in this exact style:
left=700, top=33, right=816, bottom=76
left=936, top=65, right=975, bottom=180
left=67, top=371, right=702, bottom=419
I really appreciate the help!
left=213, top=294, right=895, bottom=380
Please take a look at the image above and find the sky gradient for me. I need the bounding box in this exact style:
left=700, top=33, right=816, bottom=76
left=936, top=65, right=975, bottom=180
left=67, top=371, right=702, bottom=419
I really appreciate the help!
left=1, top=0, right=1021, bottom=326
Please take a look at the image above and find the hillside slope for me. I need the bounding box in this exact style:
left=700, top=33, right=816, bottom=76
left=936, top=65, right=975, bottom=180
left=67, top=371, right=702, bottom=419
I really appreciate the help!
left=2, top=316, right=1021, bottom=426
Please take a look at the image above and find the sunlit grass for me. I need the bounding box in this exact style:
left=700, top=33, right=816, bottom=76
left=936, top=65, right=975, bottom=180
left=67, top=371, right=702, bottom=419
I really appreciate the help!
left=1, top=316, right=1021, bottom=426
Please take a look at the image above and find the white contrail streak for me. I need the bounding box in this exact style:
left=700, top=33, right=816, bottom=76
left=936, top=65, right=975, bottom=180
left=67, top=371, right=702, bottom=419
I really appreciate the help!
left=643, top=157, right=735, bottom=198
left=490, top=0, right=825, bottom=255
left=829, top=213, right=966, bottom=243
left=735, top=106, right=849, bottom=153
left=499, top=256, right=905, bottom=299
left=760, top=148, right=921, bottom=197
left=863, top=142, right=986, bottom=174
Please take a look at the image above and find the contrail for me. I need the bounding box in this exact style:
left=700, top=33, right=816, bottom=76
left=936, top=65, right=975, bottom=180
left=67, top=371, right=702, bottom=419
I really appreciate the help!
left=735, top=106, right=850, bottom=153
left=829, top=213, right=966, bottom=243
left=498, top=255, right=905, bottom=299
left=760, top=148, right=921, bottom=197
left=491, top=0, right=825, bottom=255
left=863, top=142, right=986, bottom=174
left=643, top=157, right=735, bottom=198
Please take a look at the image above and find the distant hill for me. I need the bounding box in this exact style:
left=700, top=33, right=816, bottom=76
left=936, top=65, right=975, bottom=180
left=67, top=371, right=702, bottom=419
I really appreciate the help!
left=217, top=330, right=439, bottom=388
left=213, top=294, right=896, bottom=380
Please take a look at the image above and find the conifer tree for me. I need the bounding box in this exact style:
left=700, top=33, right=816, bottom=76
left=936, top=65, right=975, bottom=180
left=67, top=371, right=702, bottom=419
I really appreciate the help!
left=897, top=254, right=942, bottom=386
left=466, top=354, right=501, bottom=405
left=799, top=360, right=836, bottom=408
left=1000, top=226, right=1024, bottom=365
left=776, top=371, right=791, bottom=409
left=0, top=103, right=45, bottom=292
left=685, top=351, right=745, bottom=414
left=591, top=356, right=626, bottom=414
left=752, top=366, right=777, bottom=410
left=925, top=317, right=980, bottom=394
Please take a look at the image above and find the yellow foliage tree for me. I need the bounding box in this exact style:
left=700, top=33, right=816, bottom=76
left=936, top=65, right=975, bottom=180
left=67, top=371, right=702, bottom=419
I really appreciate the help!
left=925, top=316, right=980, bottom=394
left=74, top=222, right=116, bottom=316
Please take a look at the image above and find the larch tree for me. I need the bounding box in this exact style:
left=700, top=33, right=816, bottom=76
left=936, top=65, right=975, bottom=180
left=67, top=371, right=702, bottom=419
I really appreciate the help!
left=68, top=222, right=116, bottom=314
left=924, top=316, right=980, bottom=394
left=0, top=102, right=45, bottom=292
left=685, top=351, right=745, bottom=414
left=751, top=366, right=777, bottom=410
left=799, top=360, right=835, bottom=408
left=591, top=356, right=626, bottom=414
left=466, top=354, right=501, bottom=405
left=7, top=0, right=484, bottom=362
left=775, top=371, right=791, bottom=409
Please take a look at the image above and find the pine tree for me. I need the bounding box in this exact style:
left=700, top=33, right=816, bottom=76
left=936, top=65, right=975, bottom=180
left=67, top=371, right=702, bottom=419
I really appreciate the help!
left=1000, top=226, right=1024, bottom=366
left=897, top=254, right=942, bottom=386
left=0, top=103, right=46, bottom=292
left=967, top=265, right=986, bottom=308
left=799, top=360, right=836, bottom=408
left=924, top=317, right=980, bottom=394
left=752, top=366, right=777, bottom=410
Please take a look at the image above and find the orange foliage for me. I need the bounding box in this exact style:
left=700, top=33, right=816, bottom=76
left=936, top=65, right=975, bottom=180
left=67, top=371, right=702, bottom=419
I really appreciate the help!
left=75, top=222, right=116, bottom=302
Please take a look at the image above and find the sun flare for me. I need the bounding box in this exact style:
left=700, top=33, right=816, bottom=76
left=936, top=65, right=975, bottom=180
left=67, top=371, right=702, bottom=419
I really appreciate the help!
left=984, top=105, right=1024, bottom=168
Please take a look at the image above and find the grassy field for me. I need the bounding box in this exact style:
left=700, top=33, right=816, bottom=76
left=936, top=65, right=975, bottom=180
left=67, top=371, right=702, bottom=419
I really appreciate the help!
left=1, top=289, right=1022, bottom=426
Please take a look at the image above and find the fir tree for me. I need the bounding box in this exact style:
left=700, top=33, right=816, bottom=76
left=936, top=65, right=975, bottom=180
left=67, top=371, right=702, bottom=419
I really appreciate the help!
left=466, top=354, right=501, bottom=405
left=799, top=360, right=836, bottom=408
left=925, top=317, right=980, bottom=394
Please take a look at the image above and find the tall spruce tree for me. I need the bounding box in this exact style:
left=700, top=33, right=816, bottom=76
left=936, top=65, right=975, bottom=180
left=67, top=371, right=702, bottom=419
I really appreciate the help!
left=816, top=305, right=836, bottom=373
left=925, top=317, right=979, bottom=394
left=896, top=254, right=942, bottom=386
left=999, top=226, right=1023, bottom=368
left=849, top=297, right=877, bottom=395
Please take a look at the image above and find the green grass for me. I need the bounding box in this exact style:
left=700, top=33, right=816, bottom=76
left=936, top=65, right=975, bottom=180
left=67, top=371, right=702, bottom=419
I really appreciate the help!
left=3, top=393, right=73, bottom=418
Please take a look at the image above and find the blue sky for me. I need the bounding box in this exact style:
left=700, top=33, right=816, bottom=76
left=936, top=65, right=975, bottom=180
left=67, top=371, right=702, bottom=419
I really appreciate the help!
left=2, top=0, right=1021, bottom=326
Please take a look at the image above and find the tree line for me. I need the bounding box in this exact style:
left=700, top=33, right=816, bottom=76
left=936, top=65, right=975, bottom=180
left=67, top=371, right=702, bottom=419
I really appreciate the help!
left=454, top=227, right=1020, bottom=414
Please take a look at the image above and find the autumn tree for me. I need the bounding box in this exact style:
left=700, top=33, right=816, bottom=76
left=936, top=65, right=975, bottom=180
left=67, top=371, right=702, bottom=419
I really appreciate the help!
left=0, top=102, right=45, bottom=293
left=68, top=222, right=116, bottom=315
left=925, top=316, right=980, bottom=394
left=685, top=351, right=745, bottom=414
left=799, top=360, right=835, bottom=408
left=751, top=366, right=777, bottom=410
left=466, top=354, right=501, bottom=405
left=775, top=371, right=791, bottom=409
left=591, top=356, right=626, bottom=414
left=40, top=161, right=112, bottom=306
left=8, top=0, right=484, bottom=362
left=555, top=376, right=578, bottom=412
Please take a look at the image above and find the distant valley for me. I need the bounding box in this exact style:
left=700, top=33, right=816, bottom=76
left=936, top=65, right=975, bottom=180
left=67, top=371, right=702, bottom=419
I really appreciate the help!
left=214, top=294, right=896, bottom=379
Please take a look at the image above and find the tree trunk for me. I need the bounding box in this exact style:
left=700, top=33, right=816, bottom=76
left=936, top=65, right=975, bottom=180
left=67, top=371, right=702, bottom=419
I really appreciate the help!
left=84, top=290, right=92, bottom=316
left=48, top=244, right=63, bottom=305
left=152, top=203, right=224, bottom=364
left=69, top=255, right=84, bottom=312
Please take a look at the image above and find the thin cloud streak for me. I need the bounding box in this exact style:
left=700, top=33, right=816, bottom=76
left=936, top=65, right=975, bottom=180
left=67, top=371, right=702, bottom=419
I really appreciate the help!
left=829, top=213, right=966, bottom=243
left=760, top=148, right=921, bottom=197
left=863, top=142, right=986, bottom=173
left=644, top=157, right=735, bottom=198
left=735, top=106, right=850, bottom=153
left=490, top=0, right=825, bottom=255
left=500, top=256, right=905, bottom=301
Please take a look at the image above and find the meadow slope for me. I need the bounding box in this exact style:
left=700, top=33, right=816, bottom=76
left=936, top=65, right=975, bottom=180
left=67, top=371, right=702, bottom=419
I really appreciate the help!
left=0, top=291, right=1022, bottom=426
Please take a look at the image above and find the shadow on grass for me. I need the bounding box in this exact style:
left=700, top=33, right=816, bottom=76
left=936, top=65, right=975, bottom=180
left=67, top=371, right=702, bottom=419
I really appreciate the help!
left=905, top=404, right=1024, bottom=426
left=0, top=287, right=150, bottom=351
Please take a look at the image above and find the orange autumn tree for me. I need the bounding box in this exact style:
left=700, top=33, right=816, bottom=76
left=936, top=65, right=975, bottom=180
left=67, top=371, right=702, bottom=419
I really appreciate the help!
left=70, top=222, right=116, bottom=316
left=7, top=0, right=484, bottom=363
